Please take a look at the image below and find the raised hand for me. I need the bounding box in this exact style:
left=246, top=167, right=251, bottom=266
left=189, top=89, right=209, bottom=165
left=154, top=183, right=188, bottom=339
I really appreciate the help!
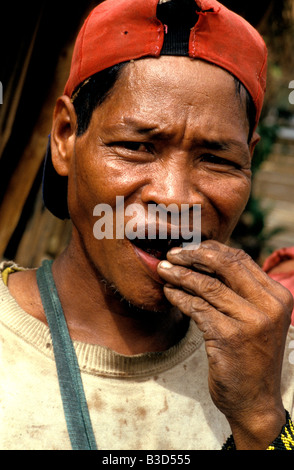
left=157, top=240, right=293, bottom=449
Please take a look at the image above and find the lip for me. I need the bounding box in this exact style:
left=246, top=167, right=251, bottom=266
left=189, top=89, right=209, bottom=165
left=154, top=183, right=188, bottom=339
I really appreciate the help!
left=131, top=243, right=165, bottom=285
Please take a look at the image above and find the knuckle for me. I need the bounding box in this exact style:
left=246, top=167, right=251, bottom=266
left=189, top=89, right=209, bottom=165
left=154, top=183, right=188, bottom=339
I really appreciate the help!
left=178, top=295, right=194, bottom=314
left=166, top=287, right=201, bottom=315
left=178, top=292, right=212, bottom=319
left=268, top=285, right=293, bottom=323
left=225, top=248, right=251, bottom=267
left=252, top=308, right=288, bottom=344
left=254, top=313, right=272, bottom=335
left=191, top=296, right=211, bottom=314
left=200, top=275, right=226, bottom=296
left=282, top=287, right=294, bottom=311
left=269, top=295, right=286, bottom=314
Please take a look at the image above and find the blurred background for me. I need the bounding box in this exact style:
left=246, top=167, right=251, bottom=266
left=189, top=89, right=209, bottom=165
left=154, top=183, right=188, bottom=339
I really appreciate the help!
left=0, top=0, right=294, bottom=268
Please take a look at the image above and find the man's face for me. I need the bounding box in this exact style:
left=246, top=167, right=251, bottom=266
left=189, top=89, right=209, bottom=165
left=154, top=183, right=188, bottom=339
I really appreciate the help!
left=65, top=56, right=253, bottom=311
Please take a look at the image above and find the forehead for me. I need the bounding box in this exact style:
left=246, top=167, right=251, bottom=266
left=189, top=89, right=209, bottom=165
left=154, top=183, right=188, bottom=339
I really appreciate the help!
left=92, top=56, right=249, bottom=143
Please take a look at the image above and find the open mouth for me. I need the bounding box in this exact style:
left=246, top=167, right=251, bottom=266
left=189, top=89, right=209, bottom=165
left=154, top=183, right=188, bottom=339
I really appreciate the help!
left=131, top=236, right=190, bottom=261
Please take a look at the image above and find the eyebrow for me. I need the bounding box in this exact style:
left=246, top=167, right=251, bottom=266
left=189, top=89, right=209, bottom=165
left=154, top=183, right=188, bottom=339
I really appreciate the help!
left=199, top=138, right=250, bottom=164
left=199, top=138, right=246, bottom=153
left=109, top=119, right=250, bottom=159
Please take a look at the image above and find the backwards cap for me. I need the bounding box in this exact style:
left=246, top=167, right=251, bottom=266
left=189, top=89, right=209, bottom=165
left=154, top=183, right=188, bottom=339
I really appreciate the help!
left=44, top=0, right=268, bottom=219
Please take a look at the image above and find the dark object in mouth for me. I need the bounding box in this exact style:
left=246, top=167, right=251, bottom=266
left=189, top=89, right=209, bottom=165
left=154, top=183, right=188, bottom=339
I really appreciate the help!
left=132, top=236, right=191, bottom=260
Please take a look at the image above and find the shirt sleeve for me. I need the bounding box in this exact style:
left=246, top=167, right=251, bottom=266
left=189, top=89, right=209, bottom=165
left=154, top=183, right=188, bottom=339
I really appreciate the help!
left=222, top=411, right=294, bottom=450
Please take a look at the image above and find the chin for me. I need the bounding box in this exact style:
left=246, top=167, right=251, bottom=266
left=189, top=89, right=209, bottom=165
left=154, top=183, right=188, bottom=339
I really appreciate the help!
left=103, top=275, right=171, bottom=315
left=124, top=297, right=172, bottom=316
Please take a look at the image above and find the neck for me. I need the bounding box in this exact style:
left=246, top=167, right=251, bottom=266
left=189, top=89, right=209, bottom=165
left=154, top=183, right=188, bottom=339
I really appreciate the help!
left=51, top=236, right=188, bottom=355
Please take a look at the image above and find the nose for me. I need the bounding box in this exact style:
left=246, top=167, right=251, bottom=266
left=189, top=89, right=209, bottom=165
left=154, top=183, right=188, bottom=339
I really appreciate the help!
left=140, top=160, right=204, bottom=210
left=139, top=158, right=204, bottom=244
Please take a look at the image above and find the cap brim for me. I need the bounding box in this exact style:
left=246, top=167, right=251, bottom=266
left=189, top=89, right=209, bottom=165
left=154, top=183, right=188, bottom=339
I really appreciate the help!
left=42, top=136, right=70, bottom=220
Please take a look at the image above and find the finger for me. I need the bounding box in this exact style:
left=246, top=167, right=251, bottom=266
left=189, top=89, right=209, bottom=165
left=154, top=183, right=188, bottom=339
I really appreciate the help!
left=163, top=285, right=233, bottom=339
left=163, top=284, right=288, bottom=374
left=158, top=261, right=259, bottom=322
left=166, top=240, right=292, bottom=311
left=167, top=240, right=266, bottom=287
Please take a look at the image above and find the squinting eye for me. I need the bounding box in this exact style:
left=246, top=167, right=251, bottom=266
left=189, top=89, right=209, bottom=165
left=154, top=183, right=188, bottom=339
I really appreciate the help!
left=200, top=154, right=240, bottom=169
left=116, top=142, right=152, bottom=152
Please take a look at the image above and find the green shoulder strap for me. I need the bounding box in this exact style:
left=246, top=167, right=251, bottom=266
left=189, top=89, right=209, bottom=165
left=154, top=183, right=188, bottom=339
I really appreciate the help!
left=36, top=259, right=98, bottom=450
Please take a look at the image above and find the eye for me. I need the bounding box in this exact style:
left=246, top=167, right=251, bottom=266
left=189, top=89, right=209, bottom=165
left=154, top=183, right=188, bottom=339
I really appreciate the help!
left=114, top=141, right=153, bottom=153
left=200, top=153, right=241, bottom=169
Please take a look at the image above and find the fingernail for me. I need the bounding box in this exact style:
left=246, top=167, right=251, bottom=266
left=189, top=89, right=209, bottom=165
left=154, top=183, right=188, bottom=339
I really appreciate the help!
left=158, top=260, right=173, bottom=269
left=169, top=247, right=182, bottom=255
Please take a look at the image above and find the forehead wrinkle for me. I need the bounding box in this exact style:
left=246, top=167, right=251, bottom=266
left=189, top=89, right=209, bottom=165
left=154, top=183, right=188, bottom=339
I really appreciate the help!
left=97, top=57, right=250, bottom=149
left=120, top=117, right=161, bottom=135
left=120, top=114, right=191, bottom=145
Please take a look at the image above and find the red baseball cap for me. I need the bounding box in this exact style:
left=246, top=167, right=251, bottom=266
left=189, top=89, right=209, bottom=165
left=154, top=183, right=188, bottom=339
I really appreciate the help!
left=44, top=0, right=268, bottom=219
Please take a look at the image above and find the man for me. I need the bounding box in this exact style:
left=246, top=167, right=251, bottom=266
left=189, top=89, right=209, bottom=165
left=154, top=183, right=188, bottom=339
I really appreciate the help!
left=1, top=0, right=294, bottom=450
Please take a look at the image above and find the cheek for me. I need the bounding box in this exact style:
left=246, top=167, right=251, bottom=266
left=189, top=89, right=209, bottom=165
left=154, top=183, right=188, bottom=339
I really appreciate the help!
left=66, top=149, right=146, bottom=254
left=220, top=179, right=251, bottom=214
left=67, top=149, right=116, bottom=225
left=200, top=175, right=251, bottom=239
left=69, top=145, right=147, bottom=212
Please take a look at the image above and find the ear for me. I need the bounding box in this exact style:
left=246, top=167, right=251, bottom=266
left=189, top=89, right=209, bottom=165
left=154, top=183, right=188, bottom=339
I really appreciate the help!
left=249, top=131, right=261, bottom=159
left=50, top=95, right=77, bottom=176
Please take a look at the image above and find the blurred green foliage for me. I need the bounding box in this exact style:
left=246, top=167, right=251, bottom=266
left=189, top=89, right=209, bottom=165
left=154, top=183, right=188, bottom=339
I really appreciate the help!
left=227, top=1, right=294, bottom=262
left=231, top=123, right=283, bottom=262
